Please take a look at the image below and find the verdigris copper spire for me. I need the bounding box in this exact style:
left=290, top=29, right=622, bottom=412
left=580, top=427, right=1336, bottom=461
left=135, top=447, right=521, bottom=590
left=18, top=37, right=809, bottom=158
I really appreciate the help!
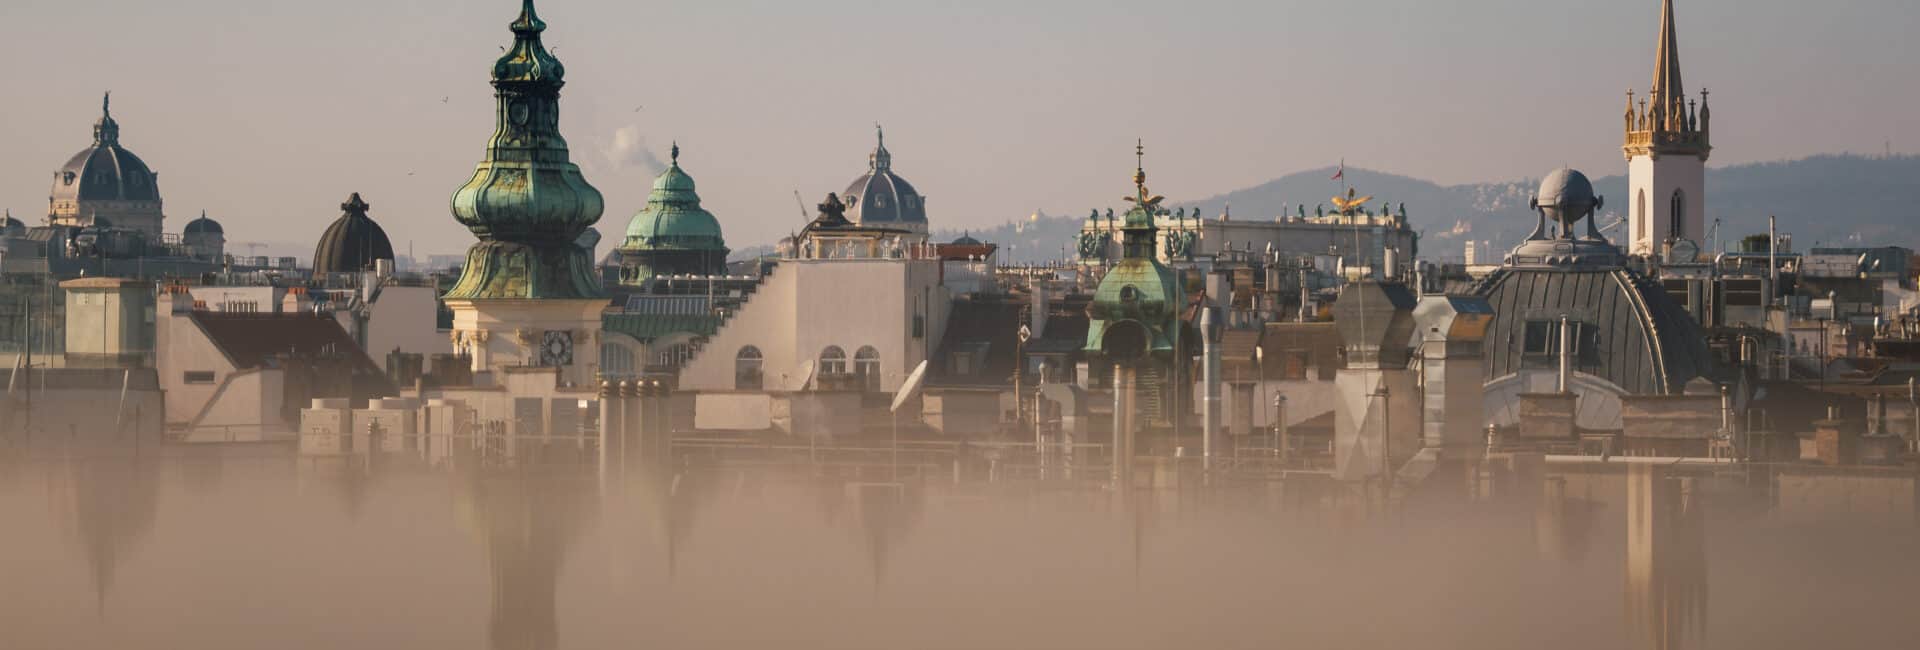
left=1085, top=140, right=1180, bottom=359
left=446, top=0, right=605, bottom=300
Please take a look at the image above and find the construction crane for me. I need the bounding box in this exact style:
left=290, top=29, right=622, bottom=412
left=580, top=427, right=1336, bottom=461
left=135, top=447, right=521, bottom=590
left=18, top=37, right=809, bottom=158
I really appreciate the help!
left=793, top=190, right=810, bottom=221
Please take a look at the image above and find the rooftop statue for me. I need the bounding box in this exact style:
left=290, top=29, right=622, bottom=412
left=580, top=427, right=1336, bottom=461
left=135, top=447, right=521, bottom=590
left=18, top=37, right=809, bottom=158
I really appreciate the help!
left=817, top=192, right=849, bottom=223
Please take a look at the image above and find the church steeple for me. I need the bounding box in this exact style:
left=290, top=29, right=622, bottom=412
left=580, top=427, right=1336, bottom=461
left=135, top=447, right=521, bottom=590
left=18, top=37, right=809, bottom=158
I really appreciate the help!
left=1623, top=0, right=1711, bottom=259
left=1651, top=0, right=1684, bottom=120
left=1625, top=0, right=1710, bottom=157
left=446, top=0, right=605, bottom=301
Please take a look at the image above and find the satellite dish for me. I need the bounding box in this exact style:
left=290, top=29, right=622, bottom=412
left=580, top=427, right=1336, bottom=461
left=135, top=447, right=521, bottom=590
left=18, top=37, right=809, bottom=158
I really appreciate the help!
left=795, top=359, right=817, bottom=392
left=1669, top=239, right=1701, bottom=264
left=891, top=360, right=929, bottom=413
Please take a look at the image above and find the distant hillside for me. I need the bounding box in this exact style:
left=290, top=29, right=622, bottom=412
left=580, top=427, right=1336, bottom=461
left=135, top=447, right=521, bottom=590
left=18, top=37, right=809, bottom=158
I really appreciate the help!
left=929, top=154, right=1920, bottom=264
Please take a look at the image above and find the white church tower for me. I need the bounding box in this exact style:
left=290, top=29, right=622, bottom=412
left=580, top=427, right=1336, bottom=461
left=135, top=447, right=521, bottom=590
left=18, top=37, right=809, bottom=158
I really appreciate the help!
left=1624, top=0, right=1712, bottom=258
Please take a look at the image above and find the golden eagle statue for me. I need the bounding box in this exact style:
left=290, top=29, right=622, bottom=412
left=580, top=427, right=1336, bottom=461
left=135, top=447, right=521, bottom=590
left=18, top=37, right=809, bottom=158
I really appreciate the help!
left=1330, top=188, right=1373, bottom=216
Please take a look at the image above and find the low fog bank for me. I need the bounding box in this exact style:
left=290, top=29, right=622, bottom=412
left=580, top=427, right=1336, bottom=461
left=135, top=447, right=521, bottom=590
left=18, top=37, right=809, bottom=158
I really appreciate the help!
left=0, top=452, right=1915, bottom=650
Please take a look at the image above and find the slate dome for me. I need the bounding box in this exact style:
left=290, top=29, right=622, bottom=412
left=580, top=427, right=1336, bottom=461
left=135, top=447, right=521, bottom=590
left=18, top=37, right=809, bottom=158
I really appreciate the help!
left=840, top=126, right=926, bottom=228
left=51, top=94, right=160, bottom=206
left=184, top=212, right=223, bottom=235
left=314, top=193, right=395, bottom=273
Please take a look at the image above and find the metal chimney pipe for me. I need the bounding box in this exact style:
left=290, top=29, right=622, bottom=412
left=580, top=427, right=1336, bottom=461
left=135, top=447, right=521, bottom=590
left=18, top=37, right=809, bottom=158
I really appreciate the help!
left=1200, top=307, right=1221, bottom=466
left=1557, top=316, right=1573, bottom=394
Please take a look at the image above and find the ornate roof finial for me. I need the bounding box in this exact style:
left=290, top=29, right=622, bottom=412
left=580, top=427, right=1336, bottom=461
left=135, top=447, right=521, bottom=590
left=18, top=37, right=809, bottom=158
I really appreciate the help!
left=511, top=0, right=546, bottom=35
left=868, top=123, right=892, bottom=173
left=93, top=91, right=121, bottom=145
left=670, top=140, right=680, bottom=166
left=342, top=192, right=371, bottom=216
left=492, top=0, right=563, bottom=88
left=1133, top=139, right=1146, bottom=189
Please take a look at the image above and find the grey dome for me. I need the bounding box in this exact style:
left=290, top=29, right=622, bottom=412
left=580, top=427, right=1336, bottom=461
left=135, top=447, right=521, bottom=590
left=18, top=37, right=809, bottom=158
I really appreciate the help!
left=1534, top=168, right=1597, bottom=223
left=841, top=127, right=927, bottom=227
left=53, top=96, right=160, bottom=205
left=184, top=212, right=223, bottom=235
left=313, top=193, right=395, bottom=273
left=1508, top=167, right=1619, bottom=268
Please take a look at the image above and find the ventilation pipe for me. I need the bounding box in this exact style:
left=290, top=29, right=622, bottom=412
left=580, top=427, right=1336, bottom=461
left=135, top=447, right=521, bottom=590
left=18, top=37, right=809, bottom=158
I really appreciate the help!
left=1557, top=316, right=1573, bottom=394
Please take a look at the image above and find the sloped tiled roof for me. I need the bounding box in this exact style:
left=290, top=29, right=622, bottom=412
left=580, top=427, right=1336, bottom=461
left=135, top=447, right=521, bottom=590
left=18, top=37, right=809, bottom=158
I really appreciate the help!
left=188, top=312, right=383, bottom=376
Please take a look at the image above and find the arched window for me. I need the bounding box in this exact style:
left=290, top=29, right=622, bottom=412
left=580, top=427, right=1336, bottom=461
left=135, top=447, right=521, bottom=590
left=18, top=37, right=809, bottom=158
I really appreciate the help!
left=819, top=346, right=848, bottom=376
left=854, top=346, right=881, bottom=392
left=735, top=346, right=763, bottom=391
left=1668, top=189, right=1686, bottom=241
left=1636, top=190, right=1648, bottom=245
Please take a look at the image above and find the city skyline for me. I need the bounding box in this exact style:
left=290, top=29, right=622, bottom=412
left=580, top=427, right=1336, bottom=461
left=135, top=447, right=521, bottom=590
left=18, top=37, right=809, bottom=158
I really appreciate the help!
left=1, top=0, right=1914, bottom=256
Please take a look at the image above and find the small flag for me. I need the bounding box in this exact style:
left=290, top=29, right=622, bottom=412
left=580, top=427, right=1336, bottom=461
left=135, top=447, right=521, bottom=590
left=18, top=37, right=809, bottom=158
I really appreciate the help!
left=1331, top=160, right=1345, bottom=181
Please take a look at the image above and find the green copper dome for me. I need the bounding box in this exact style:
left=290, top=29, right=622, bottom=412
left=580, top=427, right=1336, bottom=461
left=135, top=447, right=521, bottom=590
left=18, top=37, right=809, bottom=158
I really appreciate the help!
left=1085, top=142, right=1182, bottom=359
left=445, top=0, right=605, bottom=301
left=622, top=144, right=727, bottom=252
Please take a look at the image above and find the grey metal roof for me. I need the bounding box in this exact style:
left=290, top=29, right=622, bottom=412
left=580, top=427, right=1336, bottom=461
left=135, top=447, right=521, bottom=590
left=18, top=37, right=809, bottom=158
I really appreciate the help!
left=1474, top=266, right=1712, bottom=395
left=842, top=170, right=927, bottom=225
left=54, top=144, right=160, bottom=203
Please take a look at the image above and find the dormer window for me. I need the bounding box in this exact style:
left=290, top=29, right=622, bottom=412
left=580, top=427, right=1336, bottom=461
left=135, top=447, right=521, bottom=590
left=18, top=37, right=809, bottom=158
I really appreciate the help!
left=63, top=172, right=76, bottom=185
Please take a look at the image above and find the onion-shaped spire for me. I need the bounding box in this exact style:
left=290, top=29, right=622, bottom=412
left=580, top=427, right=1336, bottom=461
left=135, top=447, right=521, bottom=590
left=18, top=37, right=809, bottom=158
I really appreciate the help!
left=446, top=0, right=604, bottom=300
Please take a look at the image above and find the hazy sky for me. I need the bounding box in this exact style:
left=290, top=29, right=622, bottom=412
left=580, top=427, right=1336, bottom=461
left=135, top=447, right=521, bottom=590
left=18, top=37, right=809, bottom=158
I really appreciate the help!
left=1, top=0, right=1914, bottom=256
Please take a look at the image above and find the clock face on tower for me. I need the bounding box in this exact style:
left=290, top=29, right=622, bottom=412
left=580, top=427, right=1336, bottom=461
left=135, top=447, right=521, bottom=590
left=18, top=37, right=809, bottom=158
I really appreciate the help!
left=540, top=330, right=574, bottom=367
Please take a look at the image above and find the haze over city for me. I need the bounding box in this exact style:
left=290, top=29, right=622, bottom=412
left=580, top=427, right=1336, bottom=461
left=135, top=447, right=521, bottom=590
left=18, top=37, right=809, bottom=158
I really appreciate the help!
left=2, top=0, right=1915, bottom=254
